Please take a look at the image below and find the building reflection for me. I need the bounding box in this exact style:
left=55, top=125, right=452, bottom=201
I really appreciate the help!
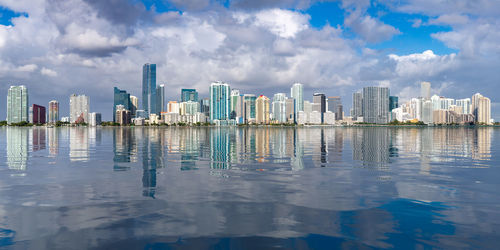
left=113, top=127, right=137, bottom=171
left=210, top=127, right=234, bottom=169
left=32, top=127, right=46, bottom=152
left=69, top=128, right=89, bottom=162
left=47, top=127, right=58, bottom=157
left=352, top=128, right=390, bottom=166
left=141, top=128, right=165, bottom=198
left=6, top=128, right=28, bottom=170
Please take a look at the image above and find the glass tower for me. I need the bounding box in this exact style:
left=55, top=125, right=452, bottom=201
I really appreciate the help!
left=7, top=85, right=29, bottom=124
left=48, top=100, right=59, bottom=123
left=290, top=83, right=304, bottom=112
left=181, top=89, right=198, bottom=102
left=142, top=63, right=157, bottom=116
left=113, top=87, right=131, bottom=122
left=209, top=81, right=231, bottom=122
left=362, top=87, right=390, bottom=124
left=156, top=84, right=165, bottom=113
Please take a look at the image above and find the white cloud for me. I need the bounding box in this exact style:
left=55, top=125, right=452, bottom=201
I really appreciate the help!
left=388, top=50, right=457, bottom=77
left=344, top=10, right=401, bottom=43
left=41, top=67, right=57, bottom=77
left=254, top=9, right=309, bottom=38
left=16, top=64, right=38, bottom=72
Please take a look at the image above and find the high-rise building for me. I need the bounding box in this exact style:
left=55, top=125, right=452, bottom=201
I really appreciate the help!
left=327, top=96, right=343, bottom=120
left=285, top=98, right=295, bottom=123
left=472, top=93, right=487, bottom=123
left=7, top=85, right=29, bottom=124
left=272, top=93, right=287, bottom=123
left=142, top=63, right=156, bottom=116
left=291, top=83, right=304, bottom=112
left=200, top=98, right=210, bottom=117
left=421, top=100, right=433, bottom=124
left=230, top=89, right=240, bottom=119
left=70, top=94, right=89, bottom=124
left=156, top=84, right=165, bottom=113
left=243, top=94, right=257, bottom=123
left=421, top=81, right=431, bottom=99
left=209, top=81, right=231, bottom=122
left=181, top=89, right=198, bottom=102
left=256, top=95, right=270, bottom=124
left=116, top=105, right=131, bottom=125
left=180, top=101, right=198, bottom=115
left=167, top=101, right=180, bottom=113
left=113, top=87, right=131, bottom=122
left=456, top=98, right=471, bottom=114
left=32, top=104, right=46, bottom=124
left=48, top=100, right=59, bottom=123
left=478, top=96, right=491, bottom=124
left=389, top=96, right=398, bottom=111
left=352, top=92, right=363, bottom=120
left=130, top=95, right=138, bottom=117
left=362, top=87, right=389, bottom=124
left=313, top=93, right=326, bottom=123
left=89, top=112, right=102, bottom=126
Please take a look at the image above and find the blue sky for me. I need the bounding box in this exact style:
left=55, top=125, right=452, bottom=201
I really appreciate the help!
left=0, top=0, right=498, bottom=120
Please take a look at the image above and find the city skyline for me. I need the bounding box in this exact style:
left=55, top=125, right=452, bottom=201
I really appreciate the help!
left=0, top=1, right=498, bottom=121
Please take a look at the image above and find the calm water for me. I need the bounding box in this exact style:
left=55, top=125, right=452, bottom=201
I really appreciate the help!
left=0, top=126, right=499, bottom=249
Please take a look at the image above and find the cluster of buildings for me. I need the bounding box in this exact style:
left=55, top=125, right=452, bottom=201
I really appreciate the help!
left=388, top=82, right=492, bottom=125
left=4, top=64, right=494, bottom=126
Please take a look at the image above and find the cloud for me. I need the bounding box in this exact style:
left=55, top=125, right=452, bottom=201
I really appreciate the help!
left=16, top=64, right=38, bottom=72
left=344, top=9, right=401, bottom=43
left=41, top=67, right=57, bottom=77
left=388, top=50, right=457, bottom=77
left=254, top=9, right=309, bottom=38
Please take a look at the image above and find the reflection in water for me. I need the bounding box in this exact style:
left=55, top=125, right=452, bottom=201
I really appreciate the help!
left=141, top=128, right=165, bottom=198
left=69, top=128, right=88, bottom=162
left=47, top=127, right=58, bottom=157
left=6, top=128, right=28, bottom=170
left=31, top=127, right=46, bottom=152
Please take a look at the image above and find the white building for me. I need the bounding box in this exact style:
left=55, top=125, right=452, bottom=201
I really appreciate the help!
left=324, top=111, right=336, bottom=125
left=70, top=94, right=90, bottom=123
left=89, top=112, right=101, bottom=126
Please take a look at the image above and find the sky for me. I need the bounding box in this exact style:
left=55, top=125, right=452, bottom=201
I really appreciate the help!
left=0, top=0, right=499, bottom=121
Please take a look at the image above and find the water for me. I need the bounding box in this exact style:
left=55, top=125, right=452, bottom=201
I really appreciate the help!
left=0, top=126, right=499, bottom=249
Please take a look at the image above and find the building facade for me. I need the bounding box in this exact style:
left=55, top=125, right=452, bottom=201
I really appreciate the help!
left=362, top=87, right=389, bottom=124
left=113, top=87, right=131, bottom=122
left=7, top=85, right=29, bottom=124
left=32, top=104, right=46, bottom=124
left=352, top=92, right=363, bottom=120
left=70, top=94, right=89, bottom=123
left=209, top=81, right=231, bottom=122
left=142, top=63, right=156, bottom=116
left=291, top=83, right=304, bottom=112
left=48, top=100, right=59, bottom=123
left=256, top=95, right=270, bottom=124
left=181, top=89, right=198, bottom=102
left=156, top=84, right=165, bottom=114
left=420, top=81, right=431, bottom=99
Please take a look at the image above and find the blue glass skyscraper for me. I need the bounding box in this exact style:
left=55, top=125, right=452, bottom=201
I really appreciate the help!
left=181, top=89, right=198, bottom=102
left=113, top=87, right=131, bottom=122
left=210, top=81, right=231, bottom=122
left=142, top=63, right=156, bottom=116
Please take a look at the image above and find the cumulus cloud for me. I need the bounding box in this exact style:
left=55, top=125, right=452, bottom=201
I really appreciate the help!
left=41, top=67, right=57, bottom=77
left=254, top=9, right=309, bottom=38
left=388, top=50, right=458, bottom=77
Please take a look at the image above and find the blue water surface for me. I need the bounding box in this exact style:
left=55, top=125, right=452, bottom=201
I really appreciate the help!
left=0, top=126, right=499, bottom=249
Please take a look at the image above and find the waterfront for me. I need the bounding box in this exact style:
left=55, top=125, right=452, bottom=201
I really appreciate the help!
left=0, top=126, right=499, bottom=249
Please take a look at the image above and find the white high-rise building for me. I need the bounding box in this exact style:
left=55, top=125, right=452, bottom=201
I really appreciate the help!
left=472, top=93, right=484, bottom=122
left=478, top=96, right=491, bottom=125
left=456, top=98, right=471, bottom=114
left=69, top=94, right=90, bottom=124
left=7, top=85, right=29, bottom=124
left=290, top=83, right=304, bottom=112
left=420, top=81, right=431, bottom=99
left=272, top=93, right=287, bottom=123
left=362, top=87, right=390, bottom=124
left=130, top=95, right=138, bottom=116
left=421, top=100, right=433, bottom=124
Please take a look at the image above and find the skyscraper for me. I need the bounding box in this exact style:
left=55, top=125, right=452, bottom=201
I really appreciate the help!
left=456, top=98, right=471, bottom=114
left=272, top=93, right=287, bottom=123
left=32, top=104, right=46, bottom=124
left=313, top=93, right=326, bottom=123
left=7, top=85, right=29, bottom=124
left=48, top=100, right=59, bottom=123
left=421, top=81, right=431, bottom=99
left=181, top=89, right=198, bottom=102
left=142, top=63, right=156, bottom=116
left=200, top=98, right=210, bottom=117
left=478, top=96, right=491, bottom=124
left=130, top=95, right=138, bottom=117
left=352, top=92, right=363, bottom=120
left=362, top=87, right=389, bottom=124
left=291, top=83, right=304, bottom=112
left=256, top=95, right=270, bottom=124
left=113, top=87, right=131, bottom=122
left=156, top=84, right=165, bottom=113
left=389, top=96, right=398, bottom=111
left=244, top=94, right=256, bottom=123
left=327, top=96, right=342, bottom=120
left=209, top=81, right=231, bottom=122
left=230, top=89, right=240, bottom=119
left=70, top=94, right=90, bottom=124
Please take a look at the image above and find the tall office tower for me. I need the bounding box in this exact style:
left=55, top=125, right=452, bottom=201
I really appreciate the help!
left=285, top=98, right=295, bottom=123
left=48, top=100, right=59, bottom=123
left=410, top=98, right=422, bottom=120
left=115, top=105, right=131, bottom=125
left=156, top=84, right=165, bottom=114
left=142, top=63, right=156, bottom=116
left=28, top=106, right=33, bottom=123
left=209, top=81, right=231, bottom=122
left=327, top=96, right=342, bottom=120
left=472, top=93, right=484, bottom=122
left=478, top=96, right=491, bottom=124
left=244, top=94, right=256, bottom=123
left=290, top=83, right=304, bottom=112
left=89, top=112, right=102, bottom=126
left=352, top=92, right=363, bottom=120
left=313, top=93, right=326, bottom=123
left=70, top=94, right=90, bottom=123
left=32, top=104, right=46, bottom=124
left=181, top=89, right=199, bottom=102
left=200, top=98, right=210, bottom=117
left=362, top=87, right=390, bottom=124
left=113, top=87, right=131, bottom=122
left=420, top=81, right=431, bottom=99
left=256, top=95, right=270, bottom=124
left=421, top=100, right=433, bottom=124
left=456, top=98, right=471, bottom=114
left=130, top=95, right=138, bottom=117
left=230, top=89, right=240, bottom=119
left=6, top=85, right=28, bottom=124
left=389, top=96, right=398, bottom=111
left=431, top=95, right=441, bottom=110
left=272, top=93, right=287, bottom=123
